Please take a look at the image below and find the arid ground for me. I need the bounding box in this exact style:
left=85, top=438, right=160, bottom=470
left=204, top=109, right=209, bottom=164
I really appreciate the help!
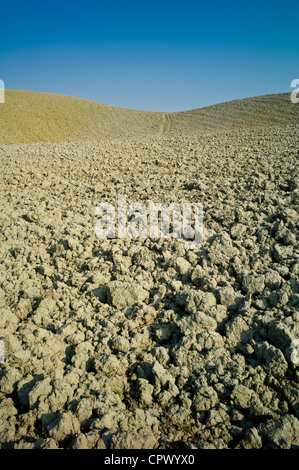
left=0, top=90, right=298, bottom=449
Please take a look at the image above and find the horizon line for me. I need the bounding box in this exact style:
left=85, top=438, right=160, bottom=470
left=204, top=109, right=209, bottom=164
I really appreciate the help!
left=4, top=88, right=291, bottom=114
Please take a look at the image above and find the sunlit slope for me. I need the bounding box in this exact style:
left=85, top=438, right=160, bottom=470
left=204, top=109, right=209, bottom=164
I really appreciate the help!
left=0, top=90, right=298, bottom=144
left=0, top=90, right=163, bottom=144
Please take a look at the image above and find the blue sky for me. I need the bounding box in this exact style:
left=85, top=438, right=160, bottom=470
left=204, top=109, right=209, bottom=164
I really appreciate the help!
left=0, top=0, right=298, bottom=111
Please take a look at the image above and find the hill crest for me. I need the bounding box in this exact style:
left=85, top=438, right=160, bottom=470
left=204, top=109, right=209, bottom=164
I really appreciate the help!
left=0, top=89, right=298, bottom=144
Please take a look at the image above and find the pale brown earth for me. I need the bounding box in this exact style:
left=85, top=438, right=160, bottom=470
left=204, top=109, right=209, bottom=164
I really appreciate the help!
left=0, top=91, right=298, bottom=449
left=0, top=90, right=298, bottom=144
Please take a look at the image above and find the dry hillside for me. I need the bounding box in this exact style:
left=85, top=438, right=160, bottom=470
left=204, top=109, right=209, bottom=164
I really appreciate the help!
left=0, top=90, right=298, bottom=144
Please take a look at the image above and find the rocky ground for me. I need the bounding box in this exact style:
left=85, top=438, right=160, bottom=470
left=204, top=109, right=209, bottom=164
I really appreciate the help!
left=0, top=124, right=298, bottom=449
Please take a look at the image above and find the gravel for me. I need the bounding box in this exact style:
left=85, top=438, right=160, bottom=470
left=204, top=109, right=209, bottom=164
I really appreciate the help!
left=0, top=123, right=298, bottom=449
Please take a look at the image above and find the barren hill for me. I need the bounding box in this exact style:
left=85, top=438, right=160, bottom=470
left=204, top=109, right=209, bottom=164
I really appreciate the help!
left=0, top=90, right=298, bottom=144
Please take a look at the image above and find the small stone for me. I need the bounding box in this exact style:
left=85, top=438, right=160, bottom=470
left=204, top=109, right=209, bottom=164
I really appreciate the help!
left=111, top=336, right=131, bottom=352
left=137, top=379, right=154, bottom=407
left=217, top=285, right=236, bottom=307
left=94, top=353, right=128, bottom=376
left=280, top=208, right=298, bottom=223
left=176, top=289, right=216, bottom=314
left=242, top=273, right=265, bottom=295
left=268, top=320, right=296, bottom=352
left=110, top=430, right=158, bottom=450
left=106, top=281, right=149, bottom=309
left=231, top=385, right=255, bottom=409
left=259, top=414, right=299, bottom=448
left=169, top=256, right=191, bottom=275
left=178, top=311, right=217, bottom=336
left=193, top=386, right=218, bottom=411
left=230, top=223, right=247, bottom=239
left=29, top=378, right=52, bottom=408
left=16, top=298, right=32, bottom=320
left=273, top=244, right=293, bottom=262
left=48, top=412, right=80, bottom=442
left=264, top=270, right=282, bottom=290
left=269, top=290, right=289, bottom=307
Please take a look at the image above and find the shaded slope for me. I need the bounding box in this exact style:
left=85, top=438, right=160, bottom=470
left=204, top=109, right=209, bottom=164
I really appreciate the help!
left=168, top=93, right=299, bottom=136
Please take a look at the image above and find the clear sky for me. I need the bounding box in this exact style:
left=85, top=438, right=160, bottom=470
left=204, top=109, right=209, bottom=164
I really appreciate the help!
left=0, top=0, right=298, bottom=111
